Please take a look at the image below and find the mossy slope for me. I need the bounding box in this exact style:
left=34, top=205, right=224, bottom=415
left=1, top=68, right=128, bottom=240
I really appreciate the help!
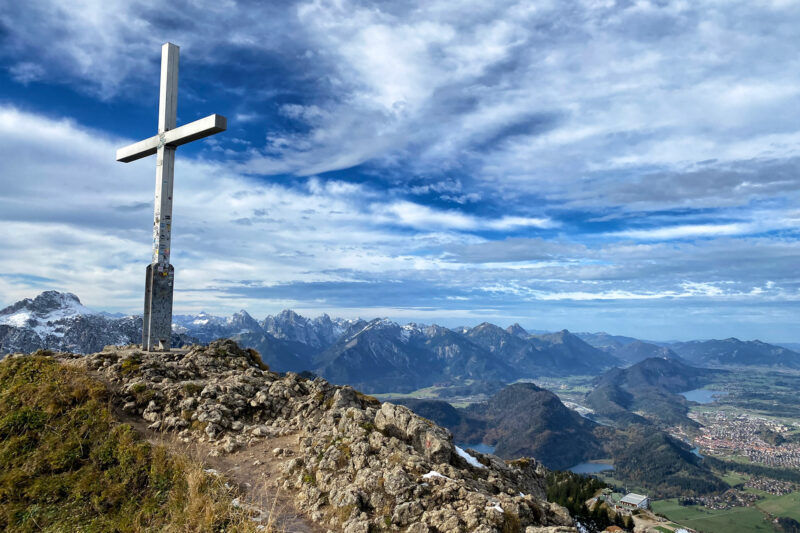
left=0, top=355, right=254, bottom=532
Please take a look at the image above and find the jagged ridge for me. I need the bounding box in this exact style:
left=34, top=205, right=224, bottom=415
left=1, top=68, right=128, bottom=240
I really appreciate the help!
left=45, top=340, right=578, bottom=533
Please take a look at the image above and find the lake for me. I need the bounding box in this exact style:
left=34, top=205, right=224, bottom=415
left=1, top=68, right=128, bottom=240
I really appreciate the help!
left=458, top=443, right=496, bottom=455
left=569, top=462, right=614, bottom=474
left=679, top=388, right=728, bottom=404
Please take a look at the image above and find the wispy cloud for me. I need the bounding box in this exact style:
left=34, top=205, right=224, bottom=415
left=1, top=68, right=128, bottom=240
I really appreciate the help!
left=376, top=201, right=555, bottom=231
left=610, top=223, right=750, bottom=240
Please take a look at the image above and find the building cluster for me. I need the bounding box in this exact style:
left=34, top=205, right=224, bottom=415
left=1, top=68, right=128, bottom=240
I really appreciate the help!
left=682, top=489, right=759, bottom=510
left=744, top=477, right=795, bottom=495
left=689, top=411, right=800, bottom=469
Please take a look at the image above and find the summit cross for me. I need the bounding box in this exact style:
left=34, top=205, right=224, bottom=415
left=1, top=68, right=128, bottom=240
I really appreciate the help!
left=116, top=43, right=227, bottom=351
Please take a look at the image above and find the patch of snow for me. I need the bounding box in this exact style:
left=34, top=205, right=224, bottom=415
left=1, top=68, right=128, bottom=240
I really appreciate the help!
left=203, top=468, right=220, bottom=476
left=33, top=323, right=65, bottom=338
left=456, top=446, right=486, bottom=469
left=489, top=503, right=503, bottom=513
left=575, top=521, right=590, bottom=533
left=193, top=318, right=210, bottom=325
left=422, top=470, right=451, bottom=481
left=1, top=311, right=31, bottom=327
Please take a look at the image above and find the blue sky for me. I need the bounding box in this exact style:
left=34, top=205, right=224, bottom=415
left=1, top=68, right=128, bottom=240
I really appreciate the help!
left=1, top=0, right=799, bottom=341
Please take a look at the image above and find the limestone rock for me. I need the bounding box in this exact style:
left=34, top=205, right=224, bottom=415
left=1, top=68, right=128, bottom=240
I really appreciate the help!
left=46, top=339, right=578, bottom=533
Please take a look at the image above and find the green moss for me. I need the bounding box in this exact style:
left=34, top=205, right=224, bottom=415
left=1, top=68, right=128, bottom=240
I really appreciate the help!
left=302, top=471, right=316, bottom=486
left=120, top=355, right=142, bottom=377
left=360, top=421, right=375, bottom=434
left=181, top=383, right=203, bottom=396
left=129, top=383, right=156, bottom=405
left=0, top=356, right=255, bottom=532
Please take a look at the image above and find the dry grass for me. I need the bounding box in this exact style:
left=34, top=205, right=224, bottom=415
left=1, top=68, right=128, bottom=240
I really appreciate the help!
left=0, top=356, right=265, bottom=532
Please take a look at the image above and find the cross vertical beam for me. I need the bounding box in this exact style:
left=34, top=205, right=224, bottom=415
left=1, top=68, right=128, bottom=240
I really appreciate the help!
left=146, top=43, right=179, bottom=351
left=153, top=43, right=178, bottom=266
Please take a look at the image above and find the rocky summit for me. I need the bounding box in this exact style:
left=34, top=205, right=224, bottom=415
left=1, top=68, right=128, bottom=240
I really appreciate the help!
left=27, top=340, right=578, bottom=533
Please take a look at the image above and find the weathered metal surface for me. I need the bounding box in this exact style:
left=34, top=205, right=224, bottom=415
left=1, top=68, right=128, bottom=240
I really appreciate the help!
left=143, top=263, right=174, bottom=351
left=116, top=42, right=226, bottom=352
left=152, top=145, right=175, bottom=265
left=158, top=43, right=179, bottom=133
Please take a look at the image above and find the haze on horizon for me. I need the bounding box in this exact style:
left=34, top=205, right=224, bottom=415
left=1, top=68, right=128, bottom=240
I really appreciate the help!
left=0, top=1, right=798, bottom=342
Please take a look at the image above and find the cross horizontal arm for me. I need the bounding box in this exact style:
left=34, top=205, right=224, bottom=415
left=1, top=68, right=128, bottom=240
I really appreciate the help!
left=116, top=114, right=227, bottom=163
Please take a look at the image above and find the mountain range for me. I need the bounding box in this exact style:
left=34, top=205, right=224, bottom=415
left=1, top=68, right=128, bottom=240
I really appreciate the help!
left=0, top=291, right=625, bottom=392
left=578, top=330, right=800, bottom=369
left=3, top=291, right=800, bottom=393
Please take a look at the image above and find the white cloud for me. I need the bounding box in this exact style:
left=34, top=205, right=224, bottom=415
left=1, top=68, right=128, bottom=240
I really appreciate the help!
left=376, top=201, right=554, bottom=231
left=610, top=223, right=750, bottom=240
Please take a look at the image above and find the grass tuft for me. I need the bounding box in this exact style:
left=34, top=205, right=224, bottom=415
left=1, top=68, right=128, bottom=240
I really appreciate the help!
left=0, top=356, right=259, bottom=532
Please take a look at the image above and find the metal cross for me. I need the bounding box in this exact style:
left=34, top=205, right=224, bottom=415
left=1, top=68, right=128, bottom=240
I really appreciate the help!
left=116, top=43, right=226, bottom=351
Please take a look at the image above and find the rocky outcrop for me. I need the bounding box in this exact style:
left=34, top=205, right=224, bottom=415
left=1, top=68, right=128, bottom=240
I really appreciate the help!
left=33, top=340, right=577, bottom=532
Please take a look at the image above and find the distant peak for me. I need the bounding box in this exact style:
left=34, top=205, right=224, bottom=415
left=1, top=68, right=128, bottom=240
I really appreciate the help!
left=506, top=323, right=528, bottom=337
left=474, top=322, right=503, bottom=332
left=34, top=290, right=82, bottom=306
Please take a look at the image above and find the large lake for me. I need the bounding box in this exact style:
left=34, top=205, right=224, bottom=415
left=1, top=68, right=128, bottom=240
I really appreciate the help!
left=458, top=443, right=496, bottom=455
left=679, top=388, right=728, bottom=404
left=569, top=462, right=614, bottom=474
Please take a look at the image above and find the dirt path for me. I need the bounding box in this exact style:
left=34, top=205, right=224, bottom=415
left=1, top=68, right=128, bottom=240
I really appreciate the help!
left=118, top=410, right=325, bottom=533
left=59, top=354, right=324, bottom=532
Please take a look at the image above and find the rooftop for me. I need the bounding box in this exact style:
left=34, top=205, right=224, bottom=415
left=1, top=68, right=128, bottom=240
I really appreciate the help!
left=620, top=493, right=648, bottom=505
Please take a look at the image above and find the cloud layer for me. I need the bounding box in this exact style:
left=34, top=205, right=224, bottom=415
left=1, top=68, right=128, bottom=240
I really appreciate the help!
left=0, top=0, right=799, bottom=341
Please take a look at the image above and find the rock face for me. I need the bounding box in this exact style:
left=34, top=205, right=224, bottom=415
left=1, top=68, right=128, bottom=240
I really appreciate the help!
left=38, top=340, right=577, bottom=532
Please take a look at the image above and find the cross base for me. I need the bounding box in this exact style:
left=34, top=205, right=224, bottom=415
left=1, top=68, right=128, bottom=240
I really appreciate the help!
left=143, top=263, right=174, bottom=351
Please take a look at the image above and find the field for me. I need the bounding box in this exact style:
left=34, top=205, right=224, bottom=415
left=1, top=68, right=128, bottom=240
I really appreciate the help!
left=518, top=375, right=596, bottom=404
left=719, top=471, right=750, bottom=486
left=754, top=491, right=800, bottom=522
left=651, top=499, right=774, bottom=533
left=702, top=370, right=800, bottom=420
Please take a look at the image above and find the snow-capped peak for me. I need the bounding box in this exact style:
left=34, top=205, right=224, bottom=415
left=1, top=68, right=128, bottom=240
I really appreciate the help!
left=0, top=291, right=95, bottom=328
